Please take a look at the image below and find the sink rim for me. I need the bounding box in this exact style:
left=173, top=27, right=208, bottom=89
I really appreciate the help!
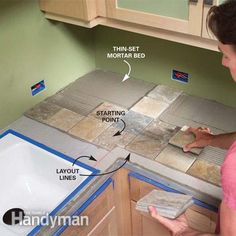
left=0, top=129, right=99, bottom=236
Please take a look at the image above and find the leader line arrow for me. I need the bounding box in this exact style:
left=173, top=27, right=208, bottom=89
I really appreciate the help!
left=79, top=154, right=131, bottom=177
left=113, top=119, right=126, bottom=136
left=72, top=155, right=97, bottom=166
left=122, top=60, right=131, bottom=82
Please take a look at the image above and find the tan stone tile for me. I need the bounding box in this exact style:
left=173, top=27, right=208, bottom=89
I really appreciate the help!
left=155, top=145, right=196, bottom=172
left=126, top=133, right=166, bottom=159
left=68, top=116, right=110, bottom=142
left=47, top=108, right=84, bottom=132
left=187, top=160, right=221, bottom=186
left=89, top=102, right=127, bottom=121
left=131, top=97, right=169, bottom=119
left=93, top=126, right=136, bottom=151
left=169, top=128, right=203, bottom=155
left=25, top=101, right=61, bottom=123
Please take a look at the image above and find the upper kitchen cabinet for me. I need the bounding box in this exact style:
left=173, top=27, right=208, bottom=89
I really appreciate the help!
left=39, top=0, right=97, bottom=21
left=105, top=0, right=203, bottom=36
left=202, top=0, right=225, bottom=39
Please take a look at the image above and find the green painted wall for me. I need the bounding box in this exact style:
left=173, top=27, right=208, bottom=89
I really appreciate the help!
left=95, top=26, right=236, bottom=108
left=0, top=0, right=95, bottom=129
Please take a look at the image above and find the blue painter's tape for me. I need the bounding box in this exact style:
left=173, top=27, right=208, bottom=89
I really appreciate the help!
left=54, top=178, right=113, bottom=235
left=31, top=80, right=46, bottom=96
left=0, top=129, right=100, bottom=235
left=172, top=69, right=189, bottom=83
left=128, top=172, right=218, bottom=213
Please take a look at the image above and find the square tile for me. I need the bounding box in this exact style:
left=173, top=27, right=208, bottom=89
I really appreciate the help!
left=169, top=127, right=203, bottom=155
left=47, top=108, right=84, bottom=132
left=145, top=120, right=178, bottom=143
left=68, top=116, right=111, bottom=142
left=113, top=110, right=153, bottom=135
left=93, top=126, right=136, bottom=151
left=148, top=85, right=182, bottom=104
left=155, top=145, right=196, bottom=172
left=89, top=102, right=127, bottom=121
left=25, top=101, right=61, bottom=123
left=126, top=133, right=166, bottom=159
left=131, top=97, right=169, bottom=119
left=187, top=160, right=221, bottom=186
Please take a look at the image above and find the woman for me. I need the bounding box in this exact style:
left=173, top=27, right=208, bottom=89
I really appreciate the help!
left=149, top=1, right=236, bottom=235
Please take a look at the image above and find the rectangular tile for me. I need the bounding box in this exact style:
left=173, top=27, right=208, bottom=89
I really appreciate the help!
left=155, top=145, right=196, bottom=172
left=68, top=116, right=111, bottom=142
left=126, top=133, right=166, bottom=159
left=169, top=127, right=203, bottom=155
left=113, top=110, right=153, bottom=135
left=148, top=85, right=182, bottom=104
left=25, top=101, right=61, bottom=124
left=47, top=108, right=84, bottom=132
left=93, top=126, right=136, bottom=151
left=187, top=160, right=221, bottom=186
left=131, top=97, right=169, bottom=119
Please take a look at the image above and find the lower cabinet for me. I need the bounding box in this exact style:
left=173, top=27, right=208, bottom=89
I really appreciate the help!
left=61, top=179, right=116, bottom=236
left=61, top=169, right=219, bottom=236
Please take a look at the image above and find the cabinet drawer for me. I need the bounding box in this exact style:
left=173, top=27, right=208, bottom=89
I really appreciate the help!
left=62, top=182, right=114, bottom=236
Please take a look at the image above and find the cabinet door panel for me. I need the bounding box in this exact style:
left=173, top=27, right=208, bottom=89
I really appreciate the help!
left=106, top=0, right=203, bottom=36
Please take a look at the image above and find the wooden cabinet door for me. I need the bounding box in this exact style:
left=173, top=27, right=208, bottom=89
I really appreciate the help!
left=61, top=181, right=116, bottom=236
left=39, top=0, right=97, bottom=21
left=105, top=0, right=203, bottom=36
left=88, top=207, right=118, bottom=236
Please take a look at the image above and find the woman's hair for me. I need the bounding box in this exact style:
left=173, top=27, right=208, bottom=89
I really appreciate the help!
left=207, top=0, right=236, bottom=50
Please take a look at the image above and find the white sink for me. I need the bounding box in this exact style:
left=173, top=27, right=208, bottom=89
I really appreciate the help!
left=0, top=130, right=98, bottom=236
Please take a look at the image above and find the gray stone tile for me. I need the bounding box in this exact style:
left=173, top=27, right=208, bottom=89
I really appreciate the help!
left=47, top=108, right=84, bottom=132
left=25, top=101, right=61, bottom=124
left=131, top=97, right=169, bottom=119
left=68, top=116, right=111, bottom=142
left=126, top=133, right=166, bottom=159
left=89, top=102, right=127, bottom=121
left=169, top=127, right=203, bottom=155
left=187, top=160, right=221, bottom=186
left=46, top=93, right=100, bottom=116
left=113, top=110, right=153, bottom=135
left=63, top=70, right=156, bottom=108
left=148, top=85, right=182, bottom=104
left=155, top=145, right=196, bottom=172
left=93, top=126, right=136, bottom=151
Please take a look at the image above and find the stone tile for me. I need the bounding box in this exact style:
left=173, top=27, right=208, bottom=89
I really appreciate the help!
left=131, top=97, right=169, bottom=119
left=155, top=145, right=196, bottom=172
left=113, top=110, right=153, bottom=135
left=89, top=102, right=127, bottom=121
left=25, top=101, right=61, bottom=124
left=145, top=120, right=178, bottom=143
left=187, top=160, right=221, bottom=186
left=126, top=133, right=166, bottom=159
left=46, top=93, right=100, bottom=116
left=169, top=127, right=203, bottom=155
left=93, top=126, right=136, bottom=151
left=148, top=85, right=182, bottom=104
left=47, top=108, right=84, bottom=132
left=68, top=116, right=111, bottom=142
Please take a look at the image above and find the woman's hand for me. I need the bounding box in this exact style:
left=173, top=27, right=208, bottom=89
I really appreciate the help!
left=149, top=206, right=189, bottom=236
left=183, top=127, right=214, bottom=152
